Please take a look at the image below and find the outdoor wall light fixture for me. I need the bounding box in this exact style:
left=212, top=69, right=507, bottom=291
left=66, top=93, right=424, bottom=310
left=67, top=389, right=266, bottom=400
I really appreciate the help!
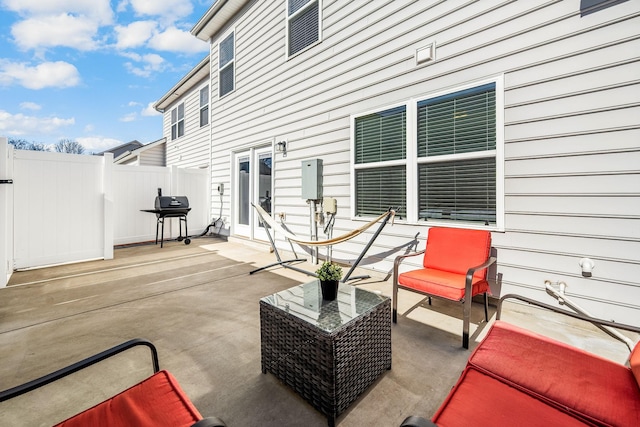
left=276, top=140, right=287, bottom=157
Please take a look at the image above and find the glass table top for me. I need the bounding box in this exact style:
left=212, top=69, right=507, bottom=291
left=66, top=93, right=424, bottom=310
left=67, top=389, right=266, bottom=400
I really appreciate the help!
left=260, top=280, right=389, bottom=333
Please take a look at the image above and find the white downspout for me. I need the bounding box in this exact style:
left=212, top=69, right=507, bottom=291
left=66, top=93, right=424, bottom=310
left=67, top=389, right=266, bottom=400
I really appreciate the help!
left=545, top=280, right=634, bottom=351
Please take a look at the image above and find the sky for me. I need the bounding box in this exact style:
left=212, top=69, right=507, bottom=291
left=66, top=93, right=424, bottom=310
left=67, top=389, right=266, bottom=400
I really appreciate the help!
left=0, top=0, right=212, bottom=153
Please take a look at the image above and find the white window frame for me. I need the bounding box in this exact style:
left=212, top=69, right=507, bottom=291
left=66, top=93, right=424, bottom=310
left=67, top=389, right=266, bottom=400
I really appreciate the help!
left=199, top=85, right=209, bottom=127
left=286, top=0, right=322, bottom=58
left=218, top=30, right=235, bottom=98
left=170, top=102, right=185, bottom=141
left=350, top=76, right=504, bottom=231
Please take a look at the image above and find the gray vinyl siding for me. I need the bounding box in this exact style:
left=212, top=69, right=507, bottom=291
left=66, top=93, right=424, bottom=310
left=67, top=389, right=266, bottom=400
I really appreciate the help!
left=163, top=77, right=211, bottom=169
left=198, top=0, right=640, bottom=324
left=139, top=144, right=166, bottom=166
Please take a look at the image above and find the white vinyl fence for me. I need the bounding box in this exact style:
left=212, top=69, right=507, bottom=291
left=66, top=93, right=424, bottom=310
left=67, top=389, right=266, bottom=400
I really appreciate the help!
left=113, top=164, right=210, bottom=246
left=0, top=138, right=14, bottom=288
left=0, top=139, right=210, bottom=285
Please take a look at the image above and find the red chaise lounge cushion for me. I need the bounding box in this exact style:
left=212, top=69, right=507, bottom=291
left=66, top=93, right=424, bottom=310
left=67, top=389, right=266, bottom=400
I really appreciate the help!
left=431, top=366, right=592, bottom=427
left=54, top=370, right=202, bottom=427
left=631, top=340, right=640, bottom=388
left=468, top=321, right=640, bottom=426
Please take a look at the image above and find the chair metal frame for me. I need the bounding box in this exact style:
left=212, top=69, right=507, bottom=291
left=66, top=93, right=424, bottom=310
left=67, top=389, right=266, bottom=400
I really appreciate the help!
left=0, top=339, right=226, bottom=427
left=392, top=247, right=496, bottom=349
left=0, top=338, right=159, bottom=402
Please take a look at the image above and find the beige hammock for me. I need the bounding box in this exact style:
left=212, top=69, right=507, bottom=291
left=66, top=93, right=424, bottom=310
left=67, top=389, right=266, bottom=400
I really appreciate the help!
left=252, top=203, right=395, bottom=247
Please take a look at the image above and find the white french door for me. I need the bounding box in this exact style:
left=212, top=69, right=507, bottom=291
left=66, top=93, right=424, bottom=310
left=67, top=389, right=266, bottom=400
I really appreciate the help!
left=233, top=146, right=272, bottom=240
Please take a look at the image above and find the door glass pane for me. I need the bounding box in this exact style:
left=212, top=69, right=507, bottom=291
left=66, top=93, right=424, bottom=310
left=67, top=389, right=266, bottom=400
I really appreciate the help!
left=257, top=153, right=272, bottom=228
left=238, top=156, right=250, bottom=226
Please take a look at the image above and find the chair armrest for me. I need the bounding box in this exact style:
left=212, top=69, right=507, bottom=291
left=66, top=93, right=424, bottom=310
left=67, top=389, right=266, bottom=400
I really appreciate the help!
left=393, top=249, right=426, bottom=283
left=191, top=416, right=227, bottom=427
left=400, top=415, right=438, bottom=427
left=0, top=338, right=159, bottom=402
left=464, top=256, right=497, bottom=287
left=394, top=249, right=426, bottom=269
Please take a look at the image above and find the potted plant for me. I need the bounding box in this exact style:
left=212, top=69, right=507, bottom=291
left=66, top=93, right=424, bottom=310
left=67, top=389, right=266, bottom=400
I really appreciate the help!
left=316, top=261, right=343, bottom=301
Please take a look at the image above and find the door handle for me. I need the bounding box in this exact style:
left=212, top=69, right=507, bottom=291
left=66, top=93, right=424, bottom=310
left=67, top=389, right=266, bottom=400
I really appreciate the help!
left=0, top=179, right=13, bottom=184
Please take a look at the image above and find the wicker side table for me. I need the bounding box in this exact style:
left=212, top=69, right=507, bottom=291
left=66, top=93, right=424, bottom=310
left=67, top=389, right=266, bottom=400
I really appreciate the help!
left=260, top=281, right=392, bottom=427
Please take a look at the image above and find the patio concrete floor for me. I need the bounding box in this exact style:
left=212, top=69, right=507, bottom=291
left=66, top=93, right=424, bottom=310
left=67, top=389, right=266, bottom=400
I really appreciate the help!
left=0, top=237, right=635, bottom=426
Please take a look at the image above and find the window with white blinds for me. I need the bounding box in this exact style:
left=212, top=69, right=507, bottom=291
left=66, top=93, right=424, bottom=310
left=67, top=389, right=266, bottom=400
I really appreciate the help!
left=199, top=85, right=209, bottom=127
left=287, top=0, right=320, bottom=56
left=417, top=83, right=496, bottom=225
left=352, top=81, right=500, bottom=226
left=580, top=0, right=628, bottom=16
left=219, top=32, right=234, bottom=97
left=171, top=103, right=184, bottom=140
left=354, top=106, right=407, bottom=217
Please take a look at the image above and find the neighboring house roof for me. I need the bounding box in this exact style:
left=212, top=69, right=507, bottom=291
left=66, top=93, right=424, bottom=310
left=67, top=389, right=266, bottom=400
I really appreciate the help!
left=95, top=140, right=143, bottom=158
left=191, top=0, right=252, bottom=41
left=114, top=138, right=166, bottom=164
left=154, top=56, right=210, bottom=112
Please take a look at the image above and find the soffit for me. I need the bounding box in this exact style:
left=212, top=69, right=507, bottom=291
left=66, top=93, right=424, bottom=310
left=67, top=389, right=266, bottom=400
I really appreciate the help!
left=154, top=56, right=210, bottom=112
left=191, top=0, right=252, bottom=41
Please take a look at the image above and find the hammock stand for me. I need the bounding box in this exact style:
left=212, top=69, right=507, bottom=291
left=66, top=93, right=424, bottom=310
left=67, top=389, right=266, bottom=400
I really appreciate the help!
left=249, top=203, right=395, bottom=282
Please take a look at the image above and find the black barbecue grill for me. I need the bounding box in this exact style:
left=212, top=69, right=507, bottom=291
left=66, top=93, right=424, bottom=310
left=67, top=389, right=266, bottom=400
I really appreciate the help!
left=141, top=191, right=191, bottom=248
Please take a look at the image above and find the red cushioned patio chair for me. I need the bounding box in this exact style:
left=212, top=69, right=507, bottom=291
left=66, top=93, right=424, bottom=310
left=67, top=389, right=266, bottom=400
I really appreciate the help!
left=392, top=227, right=496, bottom=349
left=0, top=339, right=225, bottom=427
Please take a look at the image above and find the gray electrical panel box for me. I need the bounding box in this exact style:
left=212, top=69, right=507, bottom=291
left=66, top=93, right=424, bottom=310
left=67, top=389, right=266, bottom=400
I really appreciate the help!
left=301, top=159, right=323, bottom=200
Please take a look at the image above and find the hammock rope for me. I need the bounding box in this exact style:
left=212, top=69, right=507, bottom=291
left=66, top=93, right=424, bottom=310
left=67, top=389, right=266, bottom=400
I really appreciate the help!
left=252, top=203, right=395, bottom=247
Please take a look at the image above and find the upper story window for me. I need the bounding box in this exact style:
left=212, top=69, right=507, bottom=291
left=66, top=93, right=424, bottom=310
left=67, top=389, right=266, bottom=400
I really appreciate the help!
left=200, top=85, right=209, bottom=127
left=171, top=103, right=184, bottom=140
left=287, top=0, right=321, bottom=56
left=219, top=32, right=235, bottom=97
left=352, top=79, right=503, bottom=228
left=580, top=0, right=628, bottom=16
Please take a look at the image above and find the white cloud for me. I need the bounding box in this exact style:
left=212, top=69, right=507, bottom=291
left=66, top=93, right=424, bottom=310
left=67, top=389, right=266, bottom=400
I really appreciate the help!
left=141, top=101, right=161, bottom=116
left=0, top=60, right=80, bottom=89
left=129, top=0, right=193, bottom=21
left=77, top=136, right=123, bottom=153
left=122, top=52, right=166, bottom=77
left=148, top=26, right=208, bottom=54
left=116, top=1, right=128, bottom=13
left=20, top=101, right=41, bottom=111
left=119, top=112, right=137, bottom=122
left=0, top=109, right=75, bottom=136
left=143, top=53, right=164, bottom=67
left=2, top=0, right=114, bottom=25
left=114, top=20, right=157, bottom=50
left=12, top=14, right=102, bottom=51
left=4, top=0, right=113, bottom=52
